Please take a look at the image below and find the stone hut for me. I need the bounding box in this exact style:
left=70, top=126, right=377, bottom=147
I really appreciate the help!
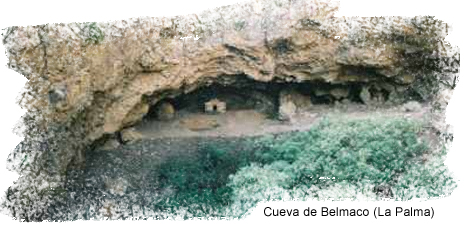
left=204, top=99, right=226, bottom=114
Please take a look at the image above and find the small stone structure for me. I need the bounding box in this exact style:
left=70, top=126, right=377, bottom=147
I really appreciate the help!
left=205, top=99, right=226, bottom=114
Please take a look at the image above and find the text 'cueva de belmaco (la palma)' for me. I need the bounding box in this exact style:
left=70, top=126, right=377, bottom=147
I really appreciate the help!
left=263, top=207, right=434, bottom=219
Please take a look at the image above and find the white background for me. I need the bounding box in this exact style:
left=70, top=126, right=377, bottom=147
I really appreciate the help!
left=0, top=0, right=467, bottom=228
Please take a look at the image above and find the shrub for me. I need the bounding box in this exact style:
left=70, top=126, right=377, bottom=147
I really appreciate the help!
left=148, top=116, right=455, bottom=219
left=393, top=156, right=457, bottom=200
left=224, top=116, right=454, bottom=217
left=252, top=117, right=428, bottom=188
left=81, top=22, right=104, bottom=45
left=151, top=141, right=253, bottom=216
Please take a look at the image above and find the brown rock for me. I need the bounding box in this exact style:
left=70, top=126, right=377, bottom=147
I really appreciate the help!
left=279, top=89, right=312, bottom=121
left=120, top=127, right=143, bottom=143
left=3, top=0, right=452, bottom=182
left=98, top=138, right=121, bottom=151
left=330, top=87, right=350, bottom=100
left=155, top=101, right=175, bottom=121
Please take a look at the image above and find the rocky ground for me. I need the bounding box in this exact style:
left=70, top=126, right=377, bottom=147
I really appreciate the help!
left=58, top=135, right=261, bottom=220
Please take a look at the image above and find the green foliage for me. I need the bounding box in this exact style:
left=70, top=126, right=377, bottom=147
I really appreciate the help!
left=151, top=143, right=253, bottom=216
left=393, top=156, right=457, bottom=200
left=253, top=117, right=428, bottom=187
left=147, top=116, right=455, bottom=219
left=225, top=117, right=454, bottom=217
left=234, top=21, right=246, bottom=31
left=82, top=22, right=104, bottom=45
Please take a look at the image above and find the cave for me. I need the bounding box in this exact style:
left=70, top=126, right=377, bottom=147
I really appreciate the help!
left=142, top=74, right=374, bottom=124
left=134, top=74, right=380, bottom=139
left=143, top=76, right=282, bottom=121
left=170, top=83, right=278, bottom=116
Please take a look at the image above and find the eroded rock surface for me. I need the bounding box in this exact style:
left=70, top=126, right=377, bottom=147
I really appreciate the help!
left=279, top=89, right=313, bottom=121
left=3, top=0, right=456, bottom=174
left=121, top=127, right=143, bottom=143
left=155, top=101, right=176, bottom=121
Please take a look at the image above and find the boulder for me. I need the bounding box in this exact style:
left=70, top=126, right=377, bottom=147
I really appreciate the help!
left=359, top=86, right=372, bottom=105
left=279, top=100, right=297, bottom=121
left=120, top=127, right=143, bottom=143
left=98, top=138, right=121, bottom=151
left=401, top=101, right=422, bottom=112
left=156, top=101, right=175, bottom=121
left=330, top=87, right=350, bottom=100
left=104, top=177, right=128, bottom=196
left=279, top=89, right=312, bottom=121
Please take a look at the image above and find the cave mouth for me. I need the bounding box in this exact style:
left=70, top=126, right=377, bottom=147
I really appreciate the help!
left=135, top=74, right=386, bottom=139
left=170, top=83, right=279, bottom=115
left=143, top=77, right=368, bottom=124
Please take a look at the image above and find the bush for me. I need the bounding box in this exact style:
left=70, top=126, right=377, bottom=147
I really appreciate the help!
left=148, top=116, right=455, bottom=219
left=393, top=156, right=457, bottom=200
left=252, top=117, right=428, bottom=188
left=82, top=22, right=104, bottom=45
left=150, top=142, right=252, bottom=216
left=224, top=116, right=454, bottom=217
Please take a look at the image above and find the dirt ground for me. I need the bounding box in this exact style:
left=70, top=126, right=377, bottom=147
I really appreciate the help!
left=134, top=102, right=432, bottom=139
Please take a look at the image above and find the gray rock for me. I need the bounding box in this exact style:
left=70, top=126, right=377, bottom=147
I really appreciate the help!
left=359, top=86, right=372, bottom=105
left=330, top=87, right=350, bottom=100
left=401, top=101, right=422, bottom=112
left=48, top=85, right=67, bottom=105
left=278, top=89, right=312, bottom=121
left=278, top=100, right=297, bottom=121
left=120, top=127, right=143, bottom=143
left=98, top=138, right=121, bottom=151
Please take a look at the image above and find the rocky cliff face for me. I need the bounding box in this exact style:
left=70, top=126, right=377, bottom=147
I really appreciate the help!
left=1, top=1, right=459, bottom=220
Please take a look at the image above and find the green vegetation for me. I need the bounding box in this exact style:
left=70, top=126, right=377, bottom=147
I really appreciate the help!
left=148, top=117, right=456, bottom=219
left=82, top=22, right=104, bottom=45
left=149, top=144, right=253, bottom=217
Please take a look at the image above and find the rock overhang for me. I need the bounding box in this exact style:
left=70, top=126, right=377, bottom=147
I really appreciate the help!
left=2, top=0, right=454, bottom=159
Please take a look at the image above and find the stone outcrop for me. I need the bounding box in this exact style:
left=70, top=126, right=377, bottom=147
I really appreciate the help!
left=2, top=0, right=454, bottom=170
left=279, top=89, right=313, bottom=121
left=401, top=101, right=423, bottom=112
left=120, top=127, right=143, bottom=143
left=2, top=0, right=460, bottom=222
left=155, top=101, right=176, bottom=121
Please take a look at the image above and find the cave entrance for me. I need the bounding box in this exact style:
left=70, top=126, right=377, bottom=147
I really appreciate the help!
left=138, top=75, right=371, bottom=138
left=144, top=79, right=368, bottom=123
left=166, top=80, right=280, bottom=118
